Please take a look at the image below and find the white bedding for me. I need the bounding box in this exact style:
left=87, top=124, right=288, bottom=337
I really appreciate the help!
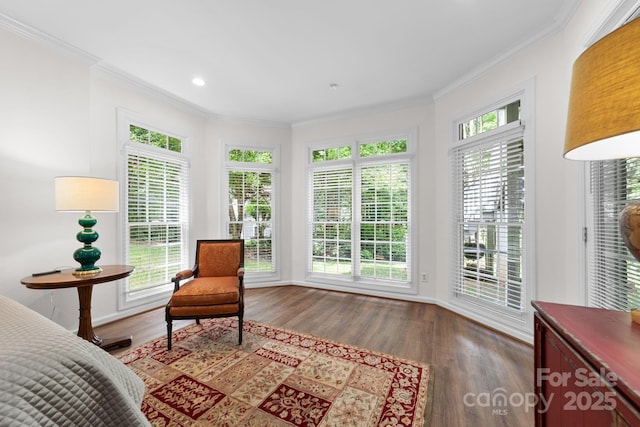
left=0, top=295, right=150, bottom=426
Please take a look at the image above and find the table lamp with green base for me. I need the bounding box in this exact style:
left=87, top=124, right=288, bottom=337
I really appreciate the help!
left=55, top=176, right=119, bottom=276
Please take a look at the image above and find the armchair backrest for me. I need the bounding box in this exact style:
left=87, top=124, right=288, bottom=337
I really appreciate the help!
left=195, top=239, right=244, bottom=277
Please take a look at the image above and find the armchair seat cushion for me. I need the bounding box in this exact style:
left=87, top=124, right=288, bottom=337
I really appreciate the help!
left=170, top=276, right=240, bottom=306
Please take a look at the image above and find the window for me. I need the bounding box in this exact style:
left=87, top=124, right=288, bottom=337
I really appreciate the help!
left=588, top=158, right=640, bottom=310
left=582, top=0, right=640, bottom=312
left=308, top=132, right=415, bottom=292
left=450, top=95, right=533, bottom=327
left=225, top=146, right=277, bottom=277
left=359, top=163, right=409, bottom=281
left=119, top=115, right=190, bottom=308
left=458, top=100, right=520, bottom=140
left=311, top=167, right=353, bottom=275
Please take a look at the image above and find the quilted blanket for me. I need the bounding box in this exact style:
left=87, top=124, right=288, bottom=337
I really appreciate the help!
left=0, top=295, right=150, bottom=427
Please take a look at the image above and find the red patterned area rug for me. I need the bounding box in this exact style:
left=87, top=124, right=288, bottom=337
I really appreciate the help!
left=118, top=318, right=433, bottom=426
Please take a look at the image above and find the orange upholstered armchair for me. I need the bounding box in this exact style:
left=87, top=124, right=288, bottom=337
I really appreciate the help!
left=165, top=239, right=244, bottom=349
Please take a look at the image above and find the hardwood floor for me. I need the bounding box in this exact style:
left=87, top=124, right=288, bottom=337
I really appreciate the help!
left=98, top=285, right=534, bottom=426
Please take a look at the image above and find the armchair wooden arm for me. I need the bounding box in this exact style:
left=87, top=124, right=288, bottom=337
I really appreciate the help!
left=171, top=268, right=195, bottom=291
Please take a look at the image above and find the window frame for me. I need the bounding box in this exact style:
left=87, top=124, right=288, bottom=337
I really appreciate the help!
left=586, top=158, right=640, bottom=311
left=222, top=142, right=280, bottom=283
left=117, top=109, right=191, bottom=310
left=305, top=129, right=418, bottom=295
left=581, top=2, right=640, bottom=313
left=448, top=81, right=536, bottom=334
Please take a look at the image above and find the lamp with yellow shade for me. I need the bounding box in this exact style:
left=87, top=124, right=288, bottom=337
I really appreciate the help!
left=55, top=176, right=119, bottom=276
left=564, top=17, right=640, bottom=322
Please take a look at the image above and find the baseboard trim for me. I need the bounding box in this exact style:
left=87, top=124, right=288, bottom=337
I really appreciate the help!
left=287, top=281, right=437, bottom=305
left=91, top=281, right=532, bottom=344
left=270, top=282, right=533, bottom=343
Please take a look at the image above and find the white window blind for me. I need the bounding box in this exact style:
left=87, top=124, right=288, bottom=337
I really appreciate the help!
left=311, top=167, right=353, bottom=275
left=225, top=146, right=277, bottom=276
left=451, top=127, right=526, bottom=313
left=227, top=170, right=274, bottom=273
left=589, top=158, right=640, bottom=310
left=125, top=148, right=189, bottom=294
left=359, top=162, right=410, bottom=281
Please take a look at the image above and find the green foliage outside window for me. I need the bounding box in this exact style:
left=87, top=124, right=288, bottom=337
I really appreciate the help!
left=311, top=140, right=407, bottom=163
left=359, top=163, right=409, bottom=280
left=229, top=148, right=272, bottom=164
left=458, top=100, right=520, bottom=140
left=126, top=150, right=187, bottom=292
left=312, top=146, right=352, bottom=162
left=130, top=124, right=182, bottom=153
left=227, top=158, right=274, bottom=273
left=359, top=139, right=407, bottom=157
left=310, top=159, right=409, bottom=281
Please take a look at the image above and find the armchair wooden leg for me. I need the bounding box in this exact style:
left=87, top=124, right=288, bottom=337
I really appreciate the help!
left=167, top=318, right=173, bottom=350
left=165, top=304, right=173, bottom=350
left=238, top=315, right=243, bottom=345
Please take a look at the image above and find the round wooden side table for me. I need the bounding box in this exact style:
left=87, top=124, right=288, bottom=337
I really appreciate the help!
left=21, top=265, right=135, bottom=351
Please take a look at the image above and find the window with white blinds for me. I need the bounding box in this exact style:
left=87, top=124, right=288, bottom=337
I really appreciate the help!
left=588, top=159, right=640, bottom=310
left=308, top=133, right=414, bottom=292
left=451, top=130, right=525, bottom=313
left=360, top=163, right=409, bottom=281
left=124, top=125, right=189, bottom=301
left=311, top=167, right=353, bottom=275
left=225, top=146, right=277, bottom=276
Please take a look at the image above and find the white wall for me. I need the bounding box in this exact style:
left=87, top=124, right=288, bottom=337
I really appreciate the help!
left=431, top=35, right=577, bottom=338
left=0, top=0, right=623, bottom=340
left=0, top=23, right=292, bottom=330
left=0, top=28, right=94, bottom=327
left=288, top=0, right=620, bottom=340
left=432, top=0, right=624, bottom=315
left=0, top=26, right=210, bottom=329
left=291, top=102, right=437, bottom=302
left=88, top=70, right=209, bottom=322
left=204, top=118, right=292, bottom=284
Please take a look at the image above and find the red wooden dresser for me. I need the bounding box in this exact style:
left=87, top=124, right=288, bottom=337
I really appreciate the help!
left=533, top=301, right=640, bottom=426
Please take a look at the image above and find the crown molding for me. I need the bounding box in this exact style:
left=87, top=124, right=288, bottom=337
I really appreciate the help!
left=0, top=12, right=291, bottom=127
left=291, top=94, right=433, bottom=129
left=91, top=63, right=213, bottom=119
left=433, top=25, right=563, bottom=101
left=582, top=0, right=640, bottom=47
left=0, top=12, right=99, bottom=64
left=433, top=0, right=581, bottom=101
left=2, top=4, right=587, bottom=130
left=94, top=64, right=292, bottom=128
left=209, top=114, right=291, bottom=129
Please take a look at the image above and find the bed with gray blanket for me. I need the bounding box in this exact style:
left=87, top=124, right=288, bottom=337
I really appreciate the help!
left=0, top=295, right=150, bottom=426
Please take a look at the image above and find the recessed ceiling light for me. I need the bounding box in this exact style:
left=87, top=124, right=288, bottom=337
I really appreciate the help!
left=192, top=77, right=206, bottom=87
left=329, top=83, right=339, bottom=90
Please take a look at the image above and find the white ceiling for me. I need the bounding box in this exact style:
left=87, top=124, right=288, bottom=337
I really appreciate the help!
left=0, top=0, right=579, bottom=124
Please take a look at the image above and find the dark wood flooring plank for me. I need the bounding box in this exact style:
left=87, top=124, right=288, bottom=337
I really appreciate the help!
left=98, top=285, right=534, bottom=426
